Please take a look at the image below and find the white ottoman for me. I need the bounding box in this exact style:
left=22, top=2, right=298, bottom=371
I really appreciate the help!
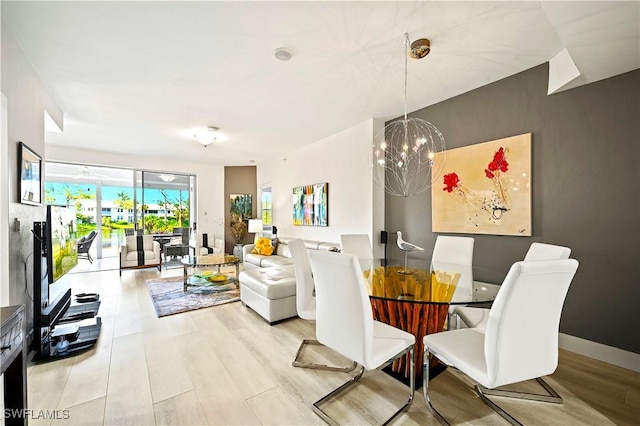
left=239, top=266, right=297, bottom=324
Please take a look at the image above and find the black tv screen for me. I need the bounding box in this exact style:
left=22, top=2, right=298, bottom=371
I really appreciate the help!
left=47, top=205, right=78, bottom=283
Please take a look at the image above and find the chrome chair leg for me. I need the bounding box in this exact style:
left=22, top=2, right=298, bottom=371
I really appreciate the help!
left=292, top=339, right=358, bottom=372
left=423, top=348, right=451, bottom=426
left=475, top=377, right=562, bottom=426
left=477, top=377, right=562, bottom=403
left=313, top=346, right=415, bottom=426
left=424, top=344, right=562, bottom=426
left=446, top=312, right=458, bottom=330
left=312, top=364, right=365, bottom=426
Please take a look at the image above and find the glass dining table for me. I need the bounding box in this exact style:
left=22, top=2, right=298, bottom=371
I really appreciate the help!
left=363, top=263, right=497, bottom=385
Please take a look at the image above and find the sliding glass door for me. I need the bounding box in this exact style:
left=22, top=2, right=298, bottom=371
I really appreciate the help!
left=45, top=163, right=136, bottom=259
left=136, top=171, right=191, bottom=234
left=45, top=163, right=195, bottom=263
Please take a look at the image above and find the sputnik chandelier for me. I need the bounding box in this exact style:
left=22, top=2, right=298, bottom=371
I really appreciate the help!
left=372, top=34, right=446, bottom=197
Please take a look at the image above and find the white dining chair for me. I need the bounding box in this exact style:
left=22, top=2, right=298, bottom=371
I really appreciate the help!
left=423, top=258, right=579, bottom=425
left=454, top=242, right=572, bottom=331
left=523, top=242, right=571, bottom=261
left=430, top=235, right=475, bottom=330
left=431, top=236, right=475, bottom=302
left=309, top=250, right=415, bottom=425
left=289, top=239, right=356, bottom=372
left=340, top=233, right=374, bottom=271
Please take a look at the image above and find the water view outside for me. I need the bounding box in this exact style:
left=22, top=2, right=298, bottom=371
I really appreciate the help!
left=45, top=182, right=190, bottom=258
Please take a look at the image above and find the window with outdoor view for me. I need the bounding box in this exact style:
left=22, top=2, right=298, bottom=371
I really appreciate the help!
left=261, top=186, right=272, bottom=225
left=45, top=163, right=195, bottom=260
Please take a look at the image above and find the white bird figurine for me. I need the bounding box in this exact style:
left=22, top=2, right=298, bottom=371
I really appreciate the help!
left=396, top=231, right=425, bottom=252
left=396, top=231, right=424, bottom=274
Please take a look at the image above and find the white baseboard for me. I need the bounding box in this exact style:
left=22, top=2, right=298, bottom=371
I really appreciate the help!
left=559, top=333, right=640, bottom=372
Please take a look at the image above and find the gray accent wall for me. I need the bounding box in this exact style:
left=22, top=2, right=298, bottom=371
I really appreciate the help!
left=385, top=64, right=639, bottom=353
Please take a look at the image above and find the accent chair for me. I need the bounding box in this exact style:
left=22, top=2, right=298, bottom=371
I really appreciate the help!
left=119, top=235, right=161, bottom=275
left=77, top=230, right=97, bottom=263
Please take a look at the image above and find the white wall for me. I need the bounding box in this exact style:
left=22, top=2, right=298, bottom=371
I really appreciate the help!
left=1, top=94, right=9, bottom=305
left=257, top=119, right=381, bottom=248
left=1, top=21, right=63, bottom=330
left=46, top=146, right=226, bottom=240
left=371, top=119, right=386, bottom=259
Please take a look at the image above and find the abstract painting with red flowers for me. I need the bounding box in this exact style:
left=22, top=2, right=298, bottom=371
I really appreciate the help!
left=432, top=133, right=531, bottom=236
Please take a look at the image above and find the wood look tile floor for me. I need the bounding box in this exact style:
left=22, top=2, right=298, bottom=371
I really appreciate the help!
left=27, top=264, right=640, bottom=425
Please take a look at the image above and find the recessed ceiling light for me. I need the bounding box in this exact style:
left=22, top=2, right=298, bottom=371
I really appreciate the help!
left=274, top=47, right=292, bottom=61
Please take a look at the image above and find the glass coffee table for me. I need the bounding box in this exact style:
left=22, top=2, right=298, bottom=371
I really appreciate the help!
left=182, top=254, right=241, bottom=292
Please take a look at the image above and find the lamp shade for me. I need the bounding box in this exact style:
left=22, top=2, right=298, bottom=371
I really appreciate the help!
left=248, top=219, right=263, bottom=233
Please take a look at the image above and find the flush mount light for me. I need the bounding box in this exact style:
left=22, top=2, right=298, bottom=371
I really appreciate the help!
left=409, top=38, right=431, bottom=59
left=159, top=174, right=175, bottom=183
left=274, top=47, right=292, bottom=61
left=193, top=126, right=220, bottom=147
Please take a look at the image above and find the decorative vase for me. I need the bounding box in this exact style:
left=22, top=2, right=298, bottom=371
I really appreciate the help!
left=233, top=244, right=243, bottom=261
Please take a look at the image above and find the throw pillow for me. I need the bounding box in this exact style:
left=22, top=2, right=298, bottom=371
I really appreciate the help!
left=251, top=237, right=274, bottom=256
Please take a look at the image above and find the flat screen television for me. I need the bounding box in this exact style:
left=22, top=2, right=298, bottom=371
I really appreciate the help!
left=46, top=205, right=78, bottom=284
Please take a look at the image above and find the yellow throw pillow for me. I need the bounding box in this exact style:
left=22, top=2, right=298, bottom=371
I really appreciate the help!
left=251, top=237, right=274, bottom=256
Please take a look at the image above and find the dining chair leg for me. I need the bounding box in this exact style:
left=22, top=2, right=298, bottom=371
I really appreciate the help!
left=477, top=377, right=562, bottom=403
left=446, top=312, right=458, bottom=330
left=475, top=377, right=562, bottom=426
left=292, top=339, right=358, bottom=372
left=422, top=348, right=451, bottom=426
left=424, top=345, right=561, bottom=426
left=313, top=346, right=415, bottom=426
left=312, top=364, right=365, bottom=426
left=381, top=345, right=415, bottom=426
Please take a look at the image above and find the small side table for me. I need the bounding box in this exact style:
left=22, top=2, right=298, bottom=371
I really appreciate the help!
left=164, top=244, right=188, bottom=269
left=1, top=305, right=27, bottom=425
left=164, top=244, right=186, bottom=258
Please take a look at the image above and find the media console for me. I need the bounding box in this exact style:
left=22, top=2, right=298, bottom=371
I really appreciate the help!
left=31, top=220, right=102, bottom=362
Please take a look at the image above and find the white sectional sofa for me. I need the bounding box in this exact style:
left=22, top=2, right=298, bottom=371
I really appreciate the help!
left=238, top=237, right=339, bottom=324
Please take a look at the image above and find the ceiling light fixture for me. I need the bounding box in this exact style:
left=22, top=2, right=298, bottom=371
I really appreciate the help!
left=274, top=47, right=292, bottom=61
left=410, top=38, right=431, bottom=59
left=159, top=174, right=175, bottom=183
left=372, top=34, right=446, bottom=197
left=193, top=126, right=220, bottom=147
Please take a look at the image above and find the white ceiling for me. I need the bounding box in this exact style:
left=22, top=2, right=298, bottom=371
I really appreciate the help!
left=3, top=1, right=638, bottom=166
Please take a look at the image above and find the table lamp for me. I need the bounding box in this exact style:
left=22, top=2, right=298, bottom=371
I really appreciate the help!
left=248, top=219, right=263, bottom=242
